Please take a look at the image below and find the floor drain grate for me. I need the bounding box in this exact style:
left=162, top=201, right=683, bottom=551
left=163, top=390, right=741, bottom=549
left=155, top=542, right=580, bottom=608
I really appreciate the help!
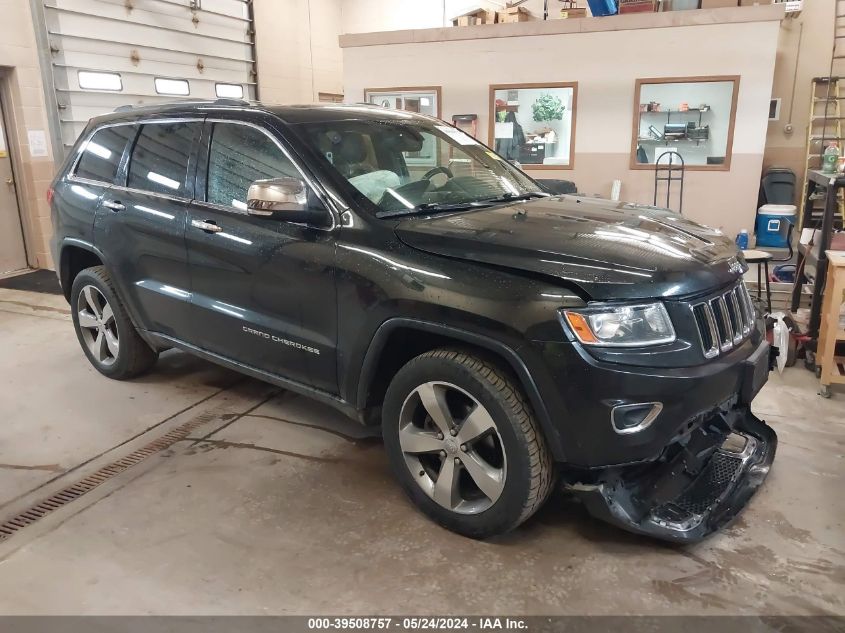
left=0, top=411, right=217, bottom=542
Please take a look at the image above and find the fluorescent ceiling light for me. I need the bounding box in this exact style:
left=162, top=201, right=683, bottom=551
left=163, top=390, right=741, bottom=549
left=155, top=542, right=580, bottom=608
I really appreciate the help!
left=155, top=78, right=190, bottom=96
left=147, top=171, right=180, bottom=190
left=85, top=142, right=111, bottom=160
left=78, top=71, right=122, bottom=91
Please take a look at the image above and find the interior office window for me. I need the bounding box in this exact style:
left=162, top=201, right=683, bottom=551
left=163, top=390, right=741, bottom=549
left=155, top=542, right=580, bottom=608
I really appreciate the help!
left=75, top=125, right=135, bottom=183
left=78, top=71, right=122, bottom=91
left=632, top=77, right=739, bottom=169
left=365, top=88, right=440, bottom=167
left=489, top=83, right=577, bottom=169
left=207, top=123, right=299, bottom=210
left=154, top=78, right=190, bottom=96
left=127, top=122, right=199, bottom=196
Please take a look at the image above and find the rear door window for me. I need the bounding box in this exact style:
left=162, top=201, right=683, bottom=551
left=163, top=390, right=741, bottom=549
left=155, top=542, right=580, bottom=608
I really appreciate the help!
left=206, top=122, right=300, bottom=210
left=74, top=125, right=135, bottom=184
left=127, top=121, right=199, bottom=197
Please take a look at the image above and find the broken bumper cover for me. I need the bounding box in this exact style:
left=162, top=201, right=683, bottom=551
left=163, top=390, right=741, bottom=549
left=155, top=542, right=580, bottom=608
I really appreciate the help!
left=567, top=410, right=777, bottom=542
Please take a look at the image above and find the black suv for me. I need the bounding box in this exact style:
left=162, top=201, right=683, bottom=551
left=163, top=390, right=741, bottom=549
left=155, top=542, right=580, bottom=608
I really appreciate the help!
left=50, top=100, right=776, bottom=542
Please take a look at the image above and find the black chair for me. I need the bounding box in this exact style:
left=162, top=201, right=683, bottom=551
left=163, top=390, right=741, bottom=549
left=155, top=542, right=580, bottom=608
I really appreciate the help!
left=759, top=166, right=796, bottom=206
left=742, top=219, right=794, bottom=313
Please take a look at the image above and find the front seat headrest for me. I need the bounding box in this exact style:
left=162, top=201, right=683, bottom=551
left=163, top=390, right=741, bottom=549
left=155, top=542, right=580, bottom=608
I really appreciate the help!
left=337, top=132, right=368, bottom=164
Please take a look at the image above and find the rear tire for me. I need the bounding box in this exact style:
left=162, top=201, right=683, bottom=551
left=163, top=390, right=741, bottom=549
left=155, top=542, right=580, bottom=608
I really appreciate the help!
left=70, top=266, right=158, bottom=380
left=382, top=349, right=554, bottom=539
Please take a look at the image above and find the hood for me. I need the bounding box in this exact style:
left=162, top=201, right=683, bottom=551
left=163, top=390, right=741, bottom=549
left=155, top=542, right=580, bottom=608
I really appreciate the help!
left=394, top=195, right=745, bottom=301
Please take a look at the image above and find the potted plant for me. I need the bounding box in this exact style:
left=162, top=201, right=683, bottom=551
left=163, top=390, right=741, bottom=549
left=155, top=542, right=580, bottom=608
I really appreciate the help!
left=531, top=93, right=565, bottom=122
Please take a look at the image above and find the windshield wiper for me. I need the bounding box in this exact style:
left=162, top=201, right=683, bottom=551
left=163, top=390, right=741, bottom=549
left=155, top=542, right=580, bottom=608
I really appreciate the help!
left=481, top=191, right=550, bottom=205
left=377, top=201, right=492, bottom=219
left=377, top=193, right=548, bottom=218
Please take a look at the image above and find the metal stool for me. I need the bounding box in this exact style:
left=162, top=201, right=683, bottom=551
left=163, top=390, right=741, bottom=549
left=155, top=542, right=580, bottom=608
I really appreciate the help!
left=742, top=249, right=773, bottom=313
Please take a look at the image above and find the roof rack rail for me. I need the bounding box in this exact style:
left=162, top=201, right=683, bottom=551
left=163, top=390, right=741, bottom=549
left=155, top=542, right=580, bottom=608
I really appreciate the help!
left=213, top=98, right=250, bottom=106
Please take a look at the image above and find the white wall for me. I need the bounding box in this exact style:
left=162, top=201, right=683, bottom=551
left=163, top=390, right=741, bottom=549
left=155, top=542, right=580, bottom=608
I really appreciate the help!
left=343, top=17, right=781, bottom=238
left=254, top=0, right=343, bottom=103
left=340, top=0, right=550, bottom=33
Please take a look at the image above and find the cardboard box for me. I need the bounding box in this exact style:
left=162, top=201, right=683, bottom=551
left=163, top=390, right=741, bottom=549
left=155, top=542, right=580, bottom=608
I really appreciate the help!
left=560, top=7, right=588, bottom=17
left=452, top=8, right=497, bottom=26
left=497, top=6, right=531, bottom=22
left=619, top=0, right=655, bottom=12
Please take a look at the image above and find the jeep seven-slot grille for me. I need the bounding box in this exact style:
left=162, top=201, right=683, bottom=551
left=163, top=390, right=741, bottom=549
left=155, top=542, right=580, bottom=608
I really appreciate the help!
left=691, top=281, right=755, bottom=358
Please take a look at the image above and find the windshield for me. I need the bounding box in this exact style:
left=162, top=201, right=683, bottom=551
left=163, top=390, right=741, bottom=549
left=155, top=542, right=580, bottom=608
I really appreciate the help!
left=291, top=115, right=544, bottom=217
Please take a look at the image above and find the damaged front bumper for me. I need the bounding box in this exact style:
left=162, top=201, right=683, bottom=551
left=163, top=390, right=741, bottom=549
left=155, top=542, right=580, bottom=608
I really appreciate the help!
left=565, top=408, right=777, bottom=542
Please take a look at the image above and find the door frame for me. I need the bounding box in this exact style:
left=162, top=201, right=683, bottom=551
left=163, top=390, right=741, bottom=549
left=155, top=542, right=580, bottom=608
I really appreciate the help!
left=0, top=70, right=34, bottom=271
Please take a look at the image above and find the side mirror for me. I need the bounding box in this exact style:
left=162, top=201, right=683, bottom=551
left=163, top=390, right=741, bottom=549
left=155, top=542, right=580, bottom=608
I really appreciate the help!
left=247, top=177, right=328, bottom=225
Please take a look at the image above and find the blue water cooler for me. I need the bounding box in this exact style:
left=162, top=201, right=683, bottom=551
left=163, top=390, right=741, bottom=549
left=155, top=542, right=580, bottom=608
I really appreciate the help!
left=754, top=204, right=796, bottom=248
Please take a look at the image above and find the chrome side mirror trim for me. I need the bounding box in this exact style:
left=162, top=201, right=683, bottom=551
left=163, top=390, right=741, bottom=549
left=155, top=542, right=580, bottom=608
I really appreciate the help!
left=247, top=177, right=307, bottom=217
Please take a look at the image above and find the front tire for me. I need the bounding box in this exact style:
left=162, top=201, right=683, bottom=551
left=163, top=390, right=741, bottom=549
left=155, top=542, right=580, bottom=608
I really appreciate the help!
left=382, top=349, right=554, bottom=538
left=70, top=266, right=158, bottom=380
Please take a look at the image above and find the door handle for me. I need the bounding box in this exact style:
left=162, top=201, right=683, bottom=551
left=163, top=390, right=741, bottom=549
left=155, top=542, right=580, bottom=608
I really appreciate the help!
left=102, top=199, right=125, bottom=212
left=191, top=219, right=222, bottom=233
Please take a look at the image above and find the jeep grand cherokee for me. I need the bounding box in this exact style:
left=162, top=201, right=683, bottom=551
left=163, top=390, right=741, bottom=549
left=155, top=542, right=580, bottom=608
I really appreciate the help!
left=50, top=101, right=776, bottom=541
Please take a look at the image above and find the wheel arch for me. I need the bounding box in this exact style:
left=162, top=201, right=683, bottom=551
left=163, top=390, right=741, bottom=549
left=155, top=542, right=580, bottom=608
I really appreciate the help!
left=356, top=318, right=565, bottom=461
left=58, top=239, right=106, bottom=302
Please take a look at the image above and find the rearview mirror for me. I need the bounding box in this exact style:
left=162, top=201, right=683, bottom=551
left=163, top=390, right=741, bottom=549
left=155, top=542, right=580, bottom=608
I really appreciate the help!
left=247, top=177, right=327, bottom=225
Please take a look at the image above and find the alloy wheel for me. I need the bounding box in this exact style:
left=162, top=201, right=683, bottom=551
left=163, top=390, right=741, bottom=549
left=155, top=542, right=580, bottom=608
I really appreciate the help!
left=398, top=381, right=507, bottom=514
left=76, top=285, right=119, bottom=366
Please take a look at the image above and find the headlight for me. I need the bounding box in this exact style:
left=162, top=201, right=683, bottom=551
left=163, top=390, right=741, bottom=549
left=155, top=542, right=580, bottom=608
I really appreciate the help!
left=562, top=302, right=675, bottom=347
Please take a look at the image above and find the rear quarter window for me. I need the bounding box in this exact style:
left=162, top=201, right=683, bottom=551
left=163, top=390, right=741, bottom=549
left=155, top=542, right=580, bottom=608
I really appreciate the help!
left=74, top=125, right=135, bottom=183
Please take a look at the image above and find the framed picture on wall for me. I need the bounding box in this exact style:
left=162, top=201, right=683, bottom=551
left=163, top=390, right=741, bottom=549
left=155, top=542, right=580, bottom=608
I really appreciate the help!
left=365, top=87, right=441, bottom=167
left=488, top=82, right=578, bottom=170
left=631, top=76, right=740, bottom=171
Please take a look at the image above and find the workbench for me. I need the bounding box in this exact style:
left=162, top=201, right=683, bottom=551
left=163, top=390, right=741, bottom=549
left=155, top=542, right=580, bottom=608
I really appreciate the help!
left=818, top=250, right=845, bottom=398
left=790, top=169, right=845, bottom=338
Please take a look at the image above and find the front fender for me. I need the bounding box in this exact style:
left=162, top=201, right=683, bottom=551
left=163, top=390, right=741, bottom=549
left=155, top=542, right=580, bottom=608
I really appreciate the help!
left=355, top=317, right=567, bottom=461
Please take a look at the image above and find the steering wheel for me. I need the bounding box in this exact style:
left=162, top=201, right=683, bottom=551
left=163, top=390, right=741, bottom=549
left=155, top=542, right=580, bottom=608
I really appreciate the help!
left=422, top=166, right=454, bottom=181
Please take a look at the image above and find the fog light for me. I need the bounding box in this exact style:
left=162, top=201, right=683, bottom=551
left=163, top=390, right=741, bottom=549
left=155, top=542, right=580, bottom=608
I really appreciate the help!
left=611, top=402, right=663, bottom=434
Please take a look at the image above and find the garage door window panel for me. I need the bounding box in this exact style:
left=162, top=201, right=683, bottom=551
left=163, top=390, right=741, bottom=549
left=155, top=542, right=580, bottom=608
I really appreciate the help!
left=207, top=123, right=299, bottom=211
left=74, top=125, right=135, bottom=184
left=127, top=122, right=198, bottom=197
left=78, top=71, right=123, bottom=92
left=154, top=78, right=190, bottom=96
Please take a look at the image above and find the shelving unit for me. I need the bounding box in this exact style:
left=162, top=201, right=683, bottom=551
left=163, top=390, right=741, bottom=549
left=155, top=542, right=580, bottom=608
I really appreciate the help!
left=637, top=106, right=711, bottom=146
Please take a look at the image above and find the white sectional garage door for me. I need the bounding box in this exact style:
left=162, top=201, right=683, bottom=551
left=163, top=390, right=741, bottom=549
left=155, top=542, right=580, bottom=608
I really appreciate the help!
left=42, top=0, right=256, bottom=152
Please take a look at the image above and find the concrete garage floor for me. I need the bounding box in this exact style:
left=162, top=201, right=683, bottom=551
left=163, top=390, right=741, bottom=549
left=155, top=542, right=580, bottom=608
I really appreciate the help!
left=0, top=286, right=843, bottom=616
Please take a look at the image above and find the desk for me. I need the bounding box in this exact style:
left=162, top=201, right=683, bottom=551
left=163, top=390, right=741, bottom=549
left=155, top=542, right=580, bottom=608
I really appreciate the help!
left=790, top=169, right=845, bottom=337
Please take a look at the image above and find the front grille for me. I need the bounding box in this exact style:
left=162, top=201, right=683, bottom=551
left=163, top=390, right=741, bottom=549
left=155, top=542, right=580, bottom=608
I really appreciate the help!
left=672, top=452, right=743, bottom=514
left=652, top=451, right=744, bottom=520
left=691, top=281, right=755, bottom=358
